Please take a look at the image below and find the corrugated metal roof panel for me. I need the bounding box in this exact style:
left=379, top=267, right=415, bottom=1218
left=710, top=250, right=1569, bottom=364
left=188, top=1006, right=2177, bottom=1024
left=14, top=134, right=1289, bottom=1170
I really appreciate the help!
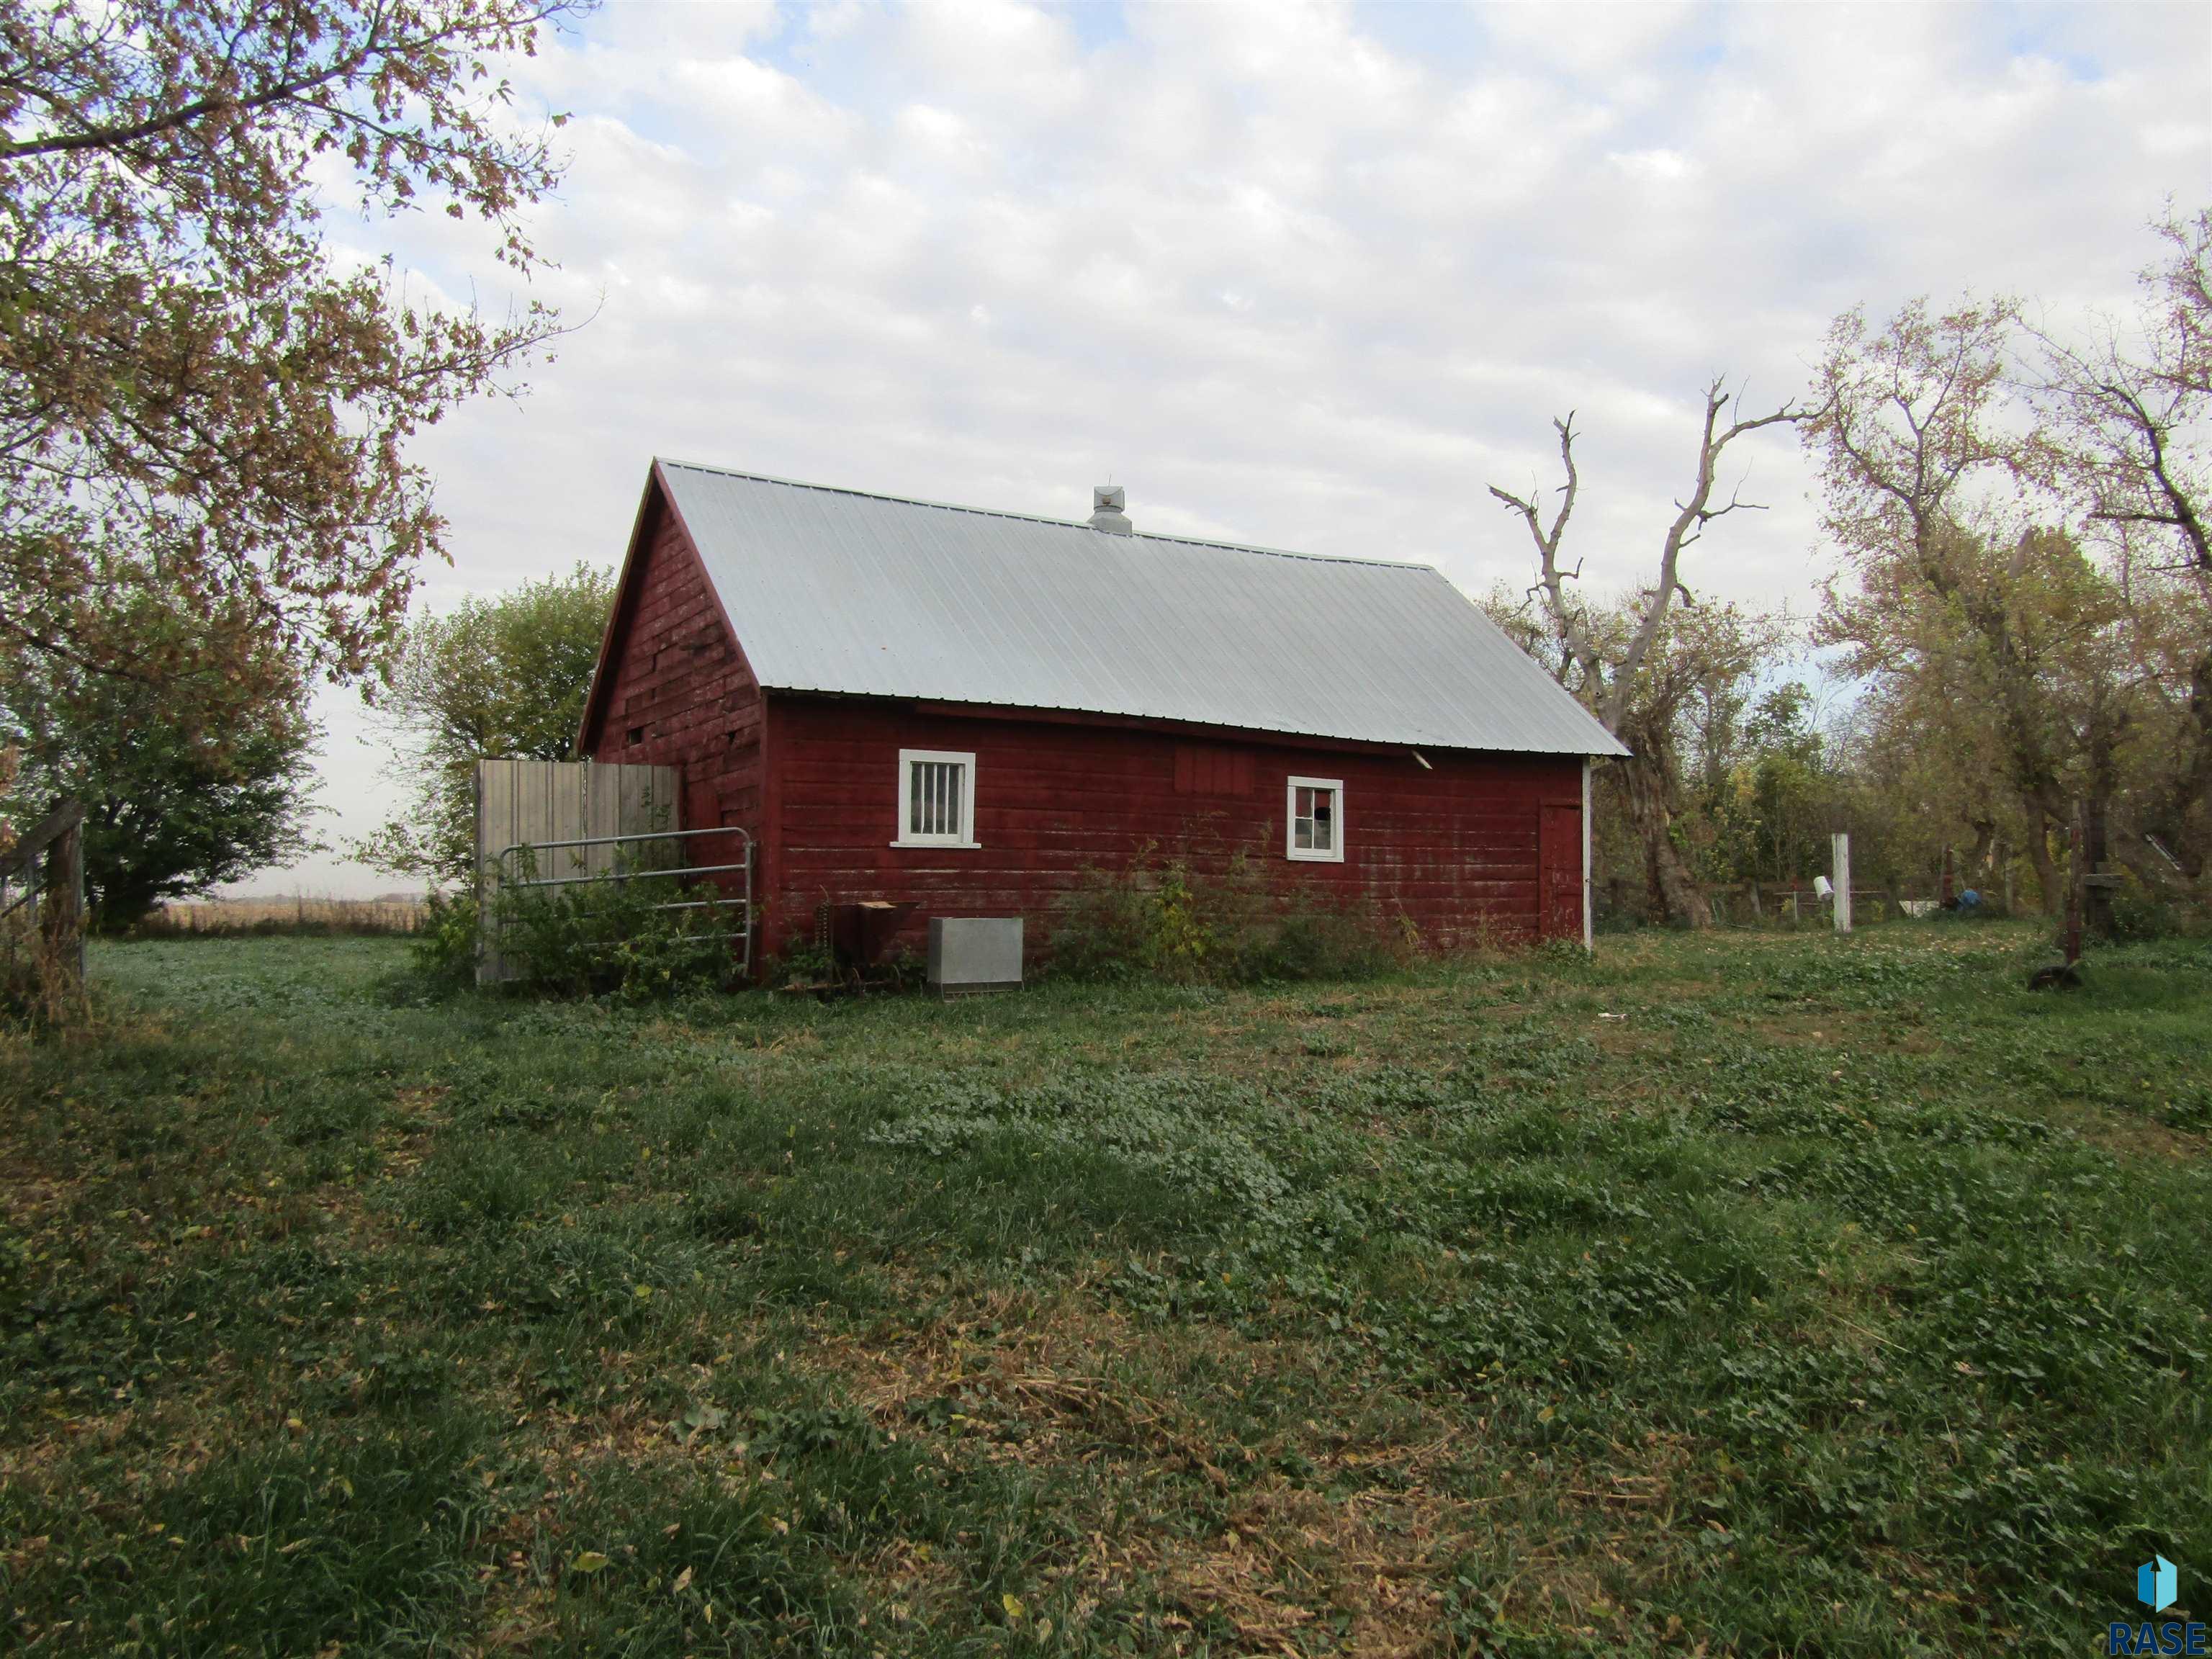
left=657, top=460, right=1628, bottom=758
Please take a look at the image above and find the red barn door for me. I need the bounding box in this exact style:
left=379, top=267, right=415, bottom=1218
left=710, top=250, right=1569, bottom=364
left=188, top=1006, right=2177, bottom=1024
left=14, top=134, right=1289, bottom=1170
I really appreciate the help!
left=1538, top=801, right=1582, bottom=941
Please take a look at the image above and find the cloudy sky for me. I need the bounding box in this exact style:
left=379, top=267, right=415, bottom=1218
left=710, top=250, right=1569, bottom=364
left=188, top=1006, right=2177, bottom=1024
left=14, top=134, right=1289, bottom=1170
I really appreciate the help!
left=258, top=0, right=2210, bottom=897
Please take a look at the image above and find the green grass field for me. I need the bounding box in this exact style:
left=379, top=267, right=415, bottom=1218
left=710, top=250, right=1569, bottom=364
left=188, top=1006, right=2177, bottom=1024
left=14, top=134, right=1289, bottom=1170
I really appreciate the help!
left=2, top=925, right=2207, bottom=1657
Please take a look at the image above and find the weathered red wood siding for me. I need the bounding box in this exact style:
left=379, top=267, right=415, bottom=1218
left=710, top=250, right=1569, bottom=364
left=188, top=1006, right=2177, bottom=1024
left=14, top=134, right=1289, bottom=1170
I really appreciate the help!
left=756, top=693, right=1581, bottom=961
left=580, top=495, right=1584, bottom=968
left=582, top=490, right=765, bottom=850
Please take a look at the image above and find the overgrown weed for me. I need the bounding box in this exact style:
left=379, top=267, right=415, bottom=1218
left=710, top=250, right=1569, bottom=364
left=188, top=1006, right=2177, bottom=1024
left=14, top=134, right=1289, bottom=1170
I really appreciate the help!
left=406, top=848, right=747, bottom=1001
left=1048, top=841, right=1419, bottom=985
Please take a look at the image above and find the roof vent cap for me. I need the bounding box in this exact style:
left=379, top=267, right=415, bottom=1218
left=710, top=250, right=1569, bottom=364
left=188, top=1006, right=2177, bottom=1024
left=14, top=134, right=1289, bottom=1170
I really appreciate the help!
left=1089, top=485, right=1133, bottom=535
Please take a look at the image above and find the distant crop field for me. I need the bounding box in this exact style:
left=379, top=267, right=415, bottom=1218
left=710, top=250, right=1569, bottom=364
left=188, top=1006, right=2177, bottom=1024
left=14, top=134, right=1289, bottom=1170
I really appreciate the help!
left=141, top=894, right=425, bottom=935
left=1, top=925, right=2206, bottom=1656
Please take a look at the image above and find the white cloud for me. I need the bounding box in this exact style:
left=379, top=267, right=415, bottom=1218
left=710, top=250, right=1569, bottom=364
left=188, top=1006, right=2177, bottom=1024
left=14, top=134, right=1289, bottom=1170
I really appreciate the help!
left=250, top=0, right=2212, bottom=896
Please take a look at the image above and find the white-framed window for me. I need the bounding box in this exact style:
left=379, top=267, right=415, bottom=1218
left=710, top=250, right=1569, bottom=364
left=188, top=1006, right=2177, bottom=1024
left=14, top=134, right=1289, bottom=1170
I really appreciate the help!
left=1286, top=776, right=1344, bottom=862
left=893, top=749, right=979, bottom=848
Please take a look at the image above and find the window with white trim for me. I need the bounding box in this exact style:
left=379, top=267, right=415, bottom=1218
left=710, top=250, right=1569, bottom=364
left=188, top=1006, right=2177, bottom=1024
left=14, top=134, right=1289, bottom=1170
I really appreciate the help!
left=894, top=749, right=978, bottom=848
left=1286, top=777, right=1344, bottom=862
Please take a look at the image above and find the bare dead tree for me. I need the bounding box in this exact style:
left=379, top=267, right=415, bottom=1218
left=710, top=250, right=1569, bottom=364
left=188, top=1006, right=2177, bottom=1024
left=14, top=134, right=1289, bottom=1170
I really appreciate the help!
left=1489, top=377, right=1815, bottom=927
left=1491, top=379, right=1811, bottom=730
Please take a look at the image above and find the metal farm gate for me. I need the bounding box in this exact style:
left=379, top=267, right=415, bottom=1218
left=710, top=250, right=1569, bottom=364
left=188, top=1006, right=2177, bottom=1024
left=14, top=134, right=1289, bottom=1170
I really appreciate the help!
left=473, top=758, right=750, bottom=984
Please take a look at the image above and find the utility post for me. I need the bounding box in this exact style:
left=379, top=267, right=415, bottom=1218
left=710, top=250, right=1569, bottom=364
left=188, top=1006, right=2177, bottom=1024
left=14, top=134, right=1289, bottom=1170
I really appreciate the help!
left=1831, top=832, right=1853, bottom=935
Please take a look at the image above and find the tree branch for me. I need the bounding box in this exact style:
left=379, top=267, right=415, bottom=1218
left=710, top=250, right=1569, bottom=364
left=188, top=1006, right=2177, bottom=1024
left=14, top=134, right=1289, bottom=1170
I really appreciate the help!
left=0, top=47, right=378, bottom=161
left=1488, top=412, right=1606, bottom=706
left=1602, top=377, right=1812, bottom=729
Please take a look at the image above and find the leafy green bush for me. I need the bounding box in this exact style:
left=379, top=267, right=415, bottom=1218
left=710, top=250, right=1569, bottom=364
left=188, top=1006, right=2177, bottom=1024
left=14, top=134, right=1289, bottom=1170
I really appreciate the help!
left=1048, top=843, right=1413, bottom=985
left=774, top=937, right=837, bottom=987
left=402, top=845, right=748, bottom=1002
left=489, top=856, right=744, bottom=1001
left=405, top=889, right=480, bottom=989
left=2108, top=871, right=2205, bottom=940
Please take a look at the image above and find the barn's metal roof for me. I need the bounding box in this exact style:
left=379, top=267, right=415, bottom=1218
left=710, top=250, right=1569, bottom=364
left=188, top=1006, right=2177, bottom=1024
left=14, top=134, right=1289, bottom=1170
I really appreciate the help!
left=655, top=460, right=1627, bottom=758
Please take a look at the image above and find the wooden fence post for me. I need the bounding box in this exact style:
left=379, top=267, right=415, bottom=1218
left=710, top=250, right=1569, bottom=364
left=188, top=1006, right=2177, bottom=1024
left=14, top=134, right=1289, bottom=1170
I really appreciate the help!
left=1832, top=833, right=1853, bottom=935
left=2082, top=797, right=2118, bottom=940
left=1, top=800, right=87, bottom=1000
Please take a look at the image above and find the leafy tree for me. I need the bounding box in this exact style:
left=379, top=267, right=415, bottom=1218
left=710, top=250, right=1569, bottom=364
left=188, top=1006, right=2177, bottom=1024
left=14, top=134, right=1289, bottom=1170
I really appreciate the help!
left=2113, top=567, right=2212, bottom=881
left=2031, top=206, right=2212, bottom=879
left=0, top=595, right=318, bottom=929
left=1806, top=298, right=2055, bottom=899
left=1807, top=291, right=2199, bottom=913
left=353, top=563, right=615, bottom=884
left=0, top=0, right=587, bottom=690
left=1826, top=621, right=2022, bottom=901
left=1694, top=683, right=1842, bottom=889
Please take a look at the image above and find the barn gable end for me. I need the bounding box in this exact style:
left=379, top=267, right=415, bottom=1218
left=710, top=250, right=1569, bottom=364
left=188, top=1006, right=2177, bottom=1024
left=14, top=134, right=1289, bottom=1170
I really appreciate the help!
left=580, top=470, right=768, bottom=851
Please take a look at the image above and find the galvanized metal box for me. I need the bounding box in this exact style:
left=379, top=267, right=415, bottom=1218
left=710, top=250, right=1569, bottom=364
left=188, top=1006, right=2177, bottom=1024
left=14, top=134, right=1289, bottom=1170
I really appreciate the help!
left=927, top=917, right=1023, bottom=994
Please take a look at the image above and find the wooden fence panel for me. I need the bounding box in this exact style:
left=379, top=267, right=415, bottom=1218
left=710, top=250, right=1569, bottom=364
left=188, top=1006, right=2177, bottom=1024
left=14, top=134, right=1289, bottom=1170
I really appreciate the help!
left=618, top=766, right=676, bottom=864
left=474, top=758, right=681, bottom=982
left=583, top=769, right=622, bottom=881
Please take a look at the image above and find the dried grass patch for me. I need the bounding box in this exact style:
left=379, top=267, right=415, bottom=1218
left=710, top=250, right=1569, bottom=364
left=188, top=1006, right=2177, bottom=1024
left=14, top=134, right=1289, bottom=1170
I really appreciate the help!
left=1584, top=1021, right=1682, bottom=1059
left=801, top=1285, right=1510, bottom=1653
left=1144, top=1466, right=1480, bottom=1657
left=817, top=1290, right=1242, bottom=1481
left=2065, top=1102, right=2208, bottom=1163
left=0, top=1159, right=74, bottom=1236
left=369, top=1084, right=451, bottom=1177
left=141, top=897, right=424, bottom=935
left=465, top=1575, right=559, bottom=1654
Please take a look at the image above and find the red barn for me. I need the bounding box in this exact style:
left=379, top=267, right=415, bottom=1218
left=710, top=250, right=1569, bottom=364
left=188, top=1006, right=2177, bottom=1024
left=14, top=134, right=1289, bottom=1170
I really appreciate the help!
left=577, top=462, right=1625, bottom=966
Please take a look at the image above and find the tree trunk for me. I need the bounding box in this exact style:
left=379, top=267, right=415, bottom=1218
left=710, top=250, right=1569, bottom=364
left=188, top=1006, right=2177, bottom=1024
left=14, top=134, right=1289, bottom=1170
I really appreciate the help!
left=1966, top=816, right=1997, bottom=880
left=2023, top=817, right=2064, bottom=916
left=2081, top=699, right=2133, bottom=939
left=1617, top=753, right=1709, bottom=927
